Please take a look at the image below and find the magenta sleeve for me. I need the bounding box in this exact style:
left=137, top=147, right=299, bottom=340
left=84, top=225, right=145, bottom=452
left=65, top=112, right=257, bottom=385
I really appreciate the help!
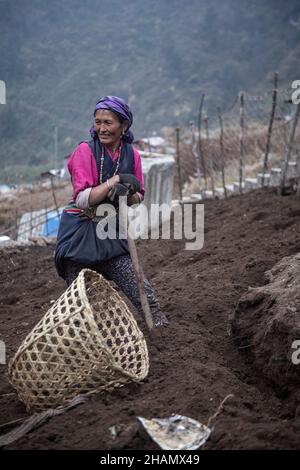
left=67, top=143, right=98, bottom=200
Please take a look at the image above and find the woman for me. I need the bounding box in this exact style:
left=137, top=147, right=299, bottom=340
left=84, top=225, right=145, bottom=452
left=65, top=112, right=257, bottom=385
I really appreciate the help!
left=55, top=95, right=168, bottom=327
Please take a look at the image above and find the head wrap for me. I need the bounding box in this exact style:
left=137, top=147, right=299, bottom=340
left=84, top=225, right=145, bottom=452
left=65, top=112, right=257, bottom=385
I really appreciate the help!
left=90, top=95, right=134, bottom=143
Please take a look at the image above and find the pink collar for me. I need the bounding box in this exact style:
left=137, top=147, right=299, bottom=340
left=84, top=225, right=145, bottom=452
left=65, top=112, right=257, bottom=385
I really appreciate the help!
left=104, top=142, right=122, bottom=161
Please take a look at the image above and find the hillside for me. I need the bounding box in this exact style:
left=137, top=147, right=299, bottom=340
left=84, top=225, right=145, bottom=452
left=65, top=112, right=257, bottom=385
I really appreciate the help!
left=0, top=0, right=300, bottom=181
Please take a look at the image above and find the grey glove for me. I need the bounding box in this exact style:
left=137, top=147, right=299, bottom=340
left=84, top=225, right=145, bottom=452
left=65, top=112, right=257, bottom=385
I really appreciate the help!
left=119, top=174, right=141, bottom=194
left=108, top=183, right=131, bottom=205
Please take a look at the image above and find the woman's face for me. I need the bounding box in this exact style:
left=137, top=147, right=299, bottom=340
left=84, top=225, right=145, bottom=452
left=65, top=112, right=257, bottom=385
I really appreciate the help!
left=94, top=109, right=126, bottom=148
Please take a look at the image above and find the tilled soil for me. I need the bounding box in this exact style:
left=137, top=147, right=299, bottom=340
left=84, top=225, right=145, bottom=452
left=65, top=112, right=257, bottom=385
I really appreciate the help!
left=1, top=187, right=300, bottom=449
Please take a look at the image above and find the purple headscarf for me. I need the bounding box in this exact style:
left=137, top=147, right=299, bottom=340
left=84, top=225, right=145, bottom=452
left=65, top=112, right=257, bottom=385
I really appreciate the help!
left=90, top=95, right=134, bottom=143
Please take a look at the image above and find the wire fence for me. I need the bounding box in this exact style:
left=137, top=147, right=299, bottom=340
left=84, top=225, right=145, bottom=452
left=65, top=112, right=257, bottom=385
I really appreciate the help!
left=173, top=74, right=300, bottom=198
left=1, top=74, right=299, bottom=241
left=0, top=179, right=68, bottom=240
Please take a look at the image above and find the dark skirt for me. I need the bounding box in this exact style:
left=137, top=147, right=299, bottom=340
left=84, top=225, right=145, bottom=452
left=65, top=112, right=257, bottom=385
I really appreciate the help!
left=54, top=210, right=129, bottom=279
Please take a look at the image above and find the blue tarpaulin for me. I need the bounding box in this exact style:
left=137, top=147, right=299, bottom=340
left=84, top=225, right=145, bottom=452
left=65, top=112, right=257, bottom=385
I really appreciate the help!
left=42, top=210, right=62, bottom=237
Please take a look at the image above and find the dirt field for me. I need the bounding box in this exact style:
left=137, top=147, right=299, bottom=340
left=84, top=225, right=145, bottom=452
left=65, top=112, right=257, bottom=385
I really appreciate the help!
left=1, top=187, right=300, bottom=449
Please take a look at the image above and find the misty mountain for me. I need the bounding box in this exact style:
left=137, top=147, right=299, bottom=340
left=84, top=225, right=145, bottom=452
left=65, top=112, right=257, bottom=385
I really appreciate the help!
left=0, top=0, right=300, bottom=181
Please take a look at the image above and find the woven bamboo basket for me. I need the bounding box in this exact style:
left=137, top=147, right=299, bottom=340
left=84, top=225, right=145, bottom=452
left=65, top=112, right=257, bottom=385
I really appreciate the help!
left=8, top=269, right=149, bottom=411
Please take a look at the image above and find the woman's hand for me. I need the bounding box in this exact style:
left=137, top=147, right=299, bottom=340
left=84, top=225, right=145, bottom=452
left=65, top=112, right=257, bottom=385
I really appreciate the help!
left=88, top=174, right=120, bottom=206
left=108, top=174, right=120, bottom=188
left=108, top=183, right=141, bottom=207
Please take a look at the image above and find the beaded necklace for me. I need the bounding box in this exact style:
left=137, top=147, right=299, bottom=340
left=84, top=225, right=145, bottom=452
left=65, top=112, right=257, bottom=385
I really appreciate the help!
left=98, top=139, right=122, bottom=184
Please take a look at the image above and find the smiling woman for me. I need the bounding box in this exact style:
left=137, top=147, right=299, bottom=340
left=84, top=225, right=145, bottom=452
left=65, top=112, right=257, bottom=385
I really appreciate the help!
left=94, top=109, right=126, bottom=151
left=54, top=95, right=169, bottom=328
left=87, top=103, right=142, bottom=207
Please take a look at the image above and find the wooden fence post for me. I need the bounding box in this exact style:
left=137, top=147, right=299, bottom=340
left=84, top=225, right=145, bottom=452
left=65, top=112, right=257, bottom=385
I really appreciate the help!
left=175, top=127, right=183, bottom=200
left=239, top=91, right=245, bottom=194
left=50, top=176, right=60, bottom=220
left=218, top=107, right=227, bottom=199
left=204, top=115, right=215, bottom=196
left=262, top=72, right=278, bottom=186
left=297, top=150, right=300, bottom=197
left=190, top=121, right=202, bottom=193
left=198, top=94, right=207, bottom=191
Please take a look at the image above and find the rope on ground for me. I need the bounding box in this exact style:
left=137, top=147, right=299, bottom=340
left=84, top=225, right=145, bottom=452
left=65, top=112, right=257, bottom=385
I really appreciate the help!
left=206, top=393, right=234, bottom=429
left=0, top=394, right=88, bottom=448
left=0, top=417, right=25, bottom=431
